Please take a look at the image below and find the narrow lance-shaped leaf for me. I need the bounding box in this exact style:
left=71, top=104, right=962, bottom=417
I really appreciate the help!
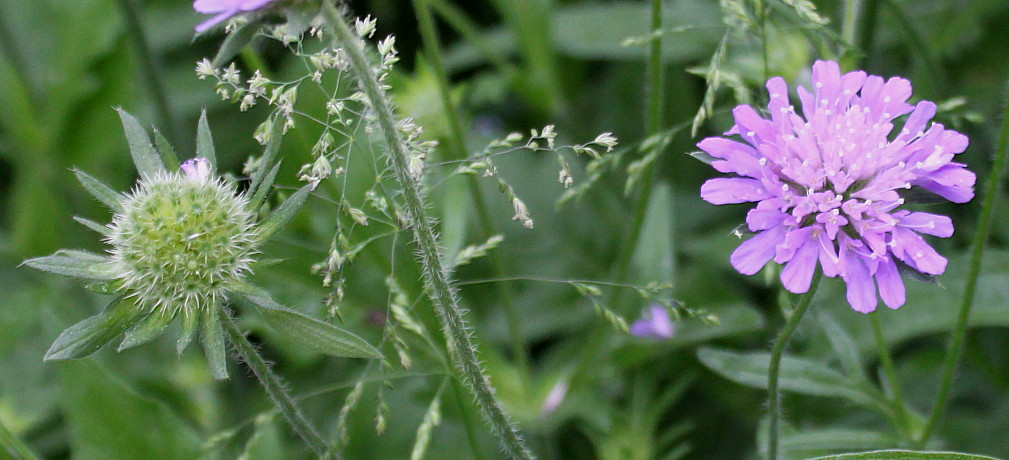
left=153, top=128, right=180, bottom=170
left=23, top=250, right=118, bottom=280
left=73, top=216, right=111, bottom=237
left=116, top=108, right=166, bottom=179
left=201, top=306, right=229, bottom=380
left=211, top=22, right=264, bottom=68
left=177, top=310, right=199, bottom=355
left=232, top=283, right=382, bottom=359
left=248, top=116, right=286, bottom=199
left=119, top=310, right=177, bottom=351
left=256, top=184, right=313, bottom=243
left=74, top=169, right=124, bottom=213
left=45, top=297, right=140, bottom=361
left=806, top=450, right=1001, bottom=460
left=196, top=109, right=217, bottom=170
left=248, top=161, right=282, bottom=212
left=818, top=312, right=866, bottom=381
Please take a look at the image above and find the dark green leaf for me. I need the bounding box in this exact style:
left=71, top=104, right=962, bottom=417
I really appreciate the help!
left=248, top=161, right=282, bottom=212
left=44, top=297, right=139, bottom=361
left=211, top=22, right=264, bottom=68
left=257, top=184, right=312, bottom=242
left=248, top=117, right=285, bottom=202
left=818, top=312, right=866, bottom=381
left=152, top=128, right=180, bottom=170
left=196, top=109, right=217, bottom=170
left=805, top=450, right=1000, bottom=460
left=201, top=306, right=229, bottom=380
left=118, top=310, right=176, bottom=351
left=116, top=108, right=166, bottom=179
left=22, top=250, right=118, bottom=280
left=73, top=169, right=124, bottom=212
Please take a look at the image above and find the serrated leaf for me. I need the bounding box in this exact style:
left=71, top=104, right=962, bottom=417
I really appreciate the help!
left=196, top=109, right=217, bottom=170
left=248, top=117, right=285, bottom=200
left=73, top=216, right=111, bottom=236
left=116, top=108, right=166, bottom=179
left=212, top=22, right=264, bottom=67
left=805, top=450, right=1000, bottom=460
left=44, top=297, right=139, bottom=361
left=248, top=161, right=282, bottom=212
left=201, top=307, right=229, bottom=380
left=177, top=311, right=199, bottom=355
left=119, top=310, right=176, bottom=351
left=234, top=285, right=381, bottom=359
left=257, top=184, right=312, bottom=242
left=153, top=128, right=180, bottom=170
left=73, top=169, right=124, bottom=212
left=23, top=250, right=118, bottom=280
left=696, top=347, right=890, bottom=415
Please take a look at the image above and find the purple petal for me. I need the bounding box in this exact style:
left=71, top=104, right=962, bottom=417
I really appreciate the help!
left=238, top=0, right=275, bottom=11
left=897, top=101, right=936, bottom=142
left=700, top=178, right=771, bottom=205
left=914, top=164, right=976, bottom=203
left=891, top=227, right=947, bottom=275
left=842, top=253, right=877, bottom=313
left=746, top=208, right=788, bottom=232
left=731, top=225, right=786, bottom=275
left=780, top=236, right=820, bottom=293
left=629, top=305, right=675, bottom=340
left=731, top=105, right=776, bottom=145
left=194, top=0, right=235, bottom=13
left=897, top=211, right=954, bottom=237
left=195, top=10, right=236, bottom=32
left=875, top=258, right=906, bottom=309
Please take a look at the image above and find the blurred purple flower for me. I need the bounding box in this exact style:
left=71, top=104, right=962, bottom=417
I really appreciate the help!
left=699, top=60, right=974, bottom=313
left=194, top=0, right=276, bottom=33
left=630, top=305, right=675, bottom=340
left=540, top=379, right=569, bottom=415
left=181, top=157, right=212, bottom=182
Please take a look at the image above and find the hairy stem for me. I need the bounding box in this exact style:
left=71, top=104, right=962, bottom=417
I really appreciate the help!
left=220, top=308, right=333, bottom=458
left=918, top=78, right=1009, bottom=446
left=768, top=270, right=822, bottom=460
left=320, top=3, right=534, bottom=459
left=870, top=312, right=910, bottom=437
left=412, top=0, right=529, bottom=375
left=116, top=0, right=179, bottom=146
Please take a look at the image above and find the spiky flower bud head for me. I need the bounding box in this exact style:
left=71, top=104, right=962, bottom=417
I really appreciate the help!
left=108, top=158, right=259, bottom=316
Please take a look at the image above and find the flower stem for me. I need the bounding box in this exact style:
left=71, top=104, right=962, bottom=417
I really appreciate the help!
left=918, top=77, right=1009, bottom=446
left=768, top=270, right=822, bottom=460
left=758, top=0, right=770, bottom=82
left=116, top=0, right=180, bottom=146
left=870, top=311, right=910, bottom=437
left=411, top=0, right=529, bottom=376
left=220, top=308, right=333, bottom=458
left=320, top=4, right=534, bottom=459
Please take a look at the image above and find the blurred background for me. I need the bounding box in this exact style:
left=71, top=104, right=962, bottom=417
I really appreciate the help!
left=1, top=0, right=1008, bottom=458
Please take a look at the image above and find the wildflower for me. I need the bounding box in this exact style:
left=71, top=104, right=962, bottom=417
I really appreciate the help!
left=698, top=60, right=974, bottom=313
left=193, top=0, right=277, bottom=33
left=540, top=378, right=569, bottom=415
left=629, top=304, right=675, bottom=339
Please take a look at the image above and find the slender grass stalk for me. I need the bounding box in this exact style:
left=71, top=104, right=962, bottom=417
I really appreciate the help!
left=220, top=308, right=333, bottom=458
left=116, top=0, right=180, bottom=146
left=768, top=270, right=822, bottom=460
left=320, top=3, right=534, bottom=459
left=870, top=312, right=910, bottom=437
left=918, top=78, right=1009, bottom=446
left=412, top=0, right=528, bottom=375
left=841, top=0, right=863, bottom=46
left=0, top=418, right=40, bottom=460
left=451, top=380, right=487, bottom=460
left=757, top=0, right=770, bottom=82
left=426, top=0, right=518, bottom=77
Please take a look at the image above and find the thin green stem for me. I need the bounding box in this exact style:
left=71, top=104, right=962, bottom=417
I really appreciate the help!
left=116, top=0, right=180, bottom=146
left=870, top=312, right=910, bottom=437
left=855, top=0, right=880, bottom=66
left=320, top=4, right=533, bottom=459
left=841, top=0, right=863, bottom=46
left=220, top=308, right=333, bottom=458
left=427, top=0, right=517, bottom=76
left=412, top=0, right=528, bottom=375
left=918, top=78, right=1009, bottom=446
left=452, top=380, right=487, bottom=460
left=768, top=270, right=822, bottom=460
left=758, top=0, right=770, bottom=82
left=0, top=418, right=40, bottom=460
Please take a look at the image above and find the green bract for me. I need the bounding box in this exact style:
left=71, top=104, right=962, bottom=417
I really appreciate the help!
left=23, top=109, right=381, bottom=380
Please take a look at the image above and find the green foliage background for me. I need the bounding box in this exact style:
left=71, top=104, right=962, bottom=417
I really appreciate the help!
left=1, top=0, right=1008, bottom=459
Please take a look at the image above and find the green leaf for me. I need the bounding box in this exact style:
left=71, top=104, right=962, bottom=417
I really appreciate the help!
left=177, top=311, right=199, bottom=355
left=211, top=22, right=264, bottom=68
left=817, top=312, right=866, bottom=382
left=805, top=450, right=1001, bottom=460
left=241, top=414, right=288, bottom=460
left=73, top=169, right=124, bottom=212
left=201, top=306, right=229, bottom=380
left=152, top=128, right=180, bottom=170
left=116, top=108, right=166, bottom=179
left=248, top=161, right=282, bottom=212
left=696, top=347, right=890, bottom=415
left=632, top=183, right=674, bottom=283
left=44, top=297, right=139, bottom=361
left=256, top=184, right=312, bottom=242
left=22, top=250, right=118, bottom=280
left=196, top=109, right=217, bottom=170
left=248, top=116, right=285, bottom=200
left=0, top=418, right=40, bottom=460
left=234, top=284, right=381, bottom=359
left=73, top=216, right=111, bottom=237
left=118, top=310, right=176, bottom=351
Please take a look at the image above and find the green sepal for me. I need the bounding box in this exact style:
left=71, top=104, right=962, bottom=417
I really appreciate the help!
left=247, top=116, right=285, bottom=200
left=22, top=250, right=118, bottom=281
left=211, top=22, right=264, bottom=68
left=201, top=306, right=229, bottom=380
left=118, top=310, right=177, bottom=351
left=152, top=128, right=180, bottom=170
left=177, top=311, right=199, bottom=355
left=116, top=108, right=166, bottom=179
left=231, top=283, right=382, bottom=359
left=256, top=184, right=312, bottom=243
left=73, top=169, right=125, bottom=213
left=73, top=216, right=111, bottom=237
left=248, top=161, right=282, bottom=212
left=196, top=109, right=217, bottom=170
left=44, top=296, right=140, bottom=361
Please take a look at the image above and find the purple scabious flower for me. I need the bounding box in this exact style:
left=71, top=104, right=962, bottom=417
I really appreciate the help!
left=194, top=0, right=277, bottom=33
left=630, top=304, right=676, bottom=339
left=699, top=60, right=975, bottom=313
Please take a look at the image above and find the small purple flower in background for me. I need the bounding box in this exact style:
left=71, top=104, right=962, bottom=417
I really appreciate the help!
left=194, top=0, right=277, bottom=33
left=630, top=304, right=676, bottom=340
left=181, top=157, right=212, bottom=182
left=699, top=60, right=974, bottom=313
left=540, top=379, right=569, bottom=416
